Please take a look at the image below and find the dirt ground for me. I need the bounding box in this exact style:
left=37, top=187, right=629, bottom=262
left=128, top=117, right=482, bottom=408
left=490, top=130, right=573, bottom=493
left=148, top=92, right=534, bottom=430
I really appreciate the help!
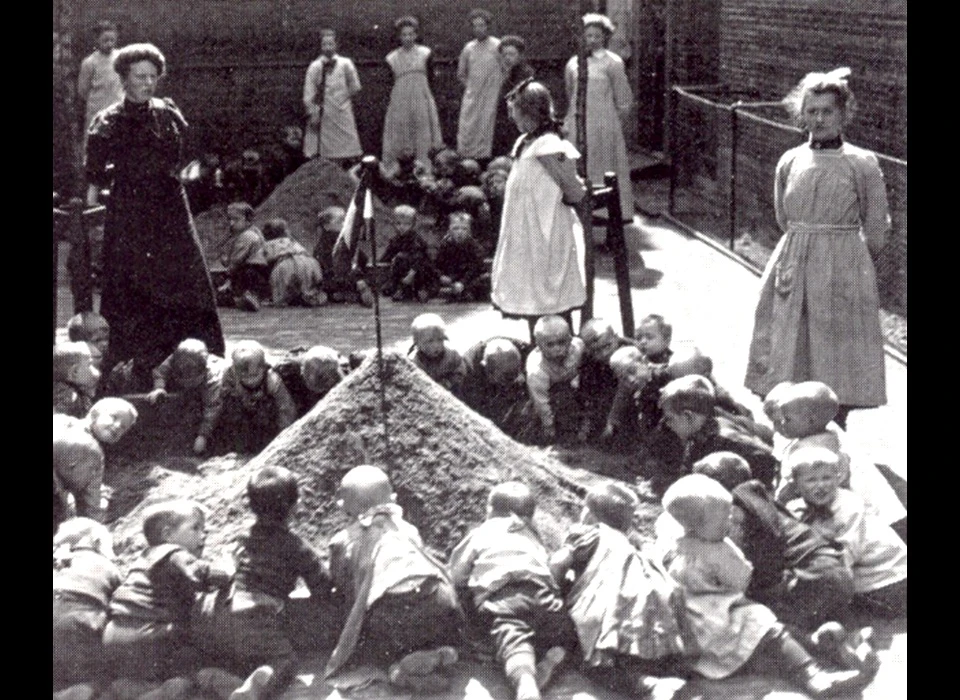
left=53, top=179, right=906, bottom=699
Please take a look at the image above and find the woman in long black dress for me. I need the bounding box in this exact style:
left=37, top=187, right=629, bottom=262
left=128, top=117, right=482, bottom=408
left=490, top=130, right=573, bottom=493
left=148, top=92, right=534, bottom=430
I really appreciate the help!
left=490, top=35, right=535, bottom=159
left=86, top=43, right=224, bottom=390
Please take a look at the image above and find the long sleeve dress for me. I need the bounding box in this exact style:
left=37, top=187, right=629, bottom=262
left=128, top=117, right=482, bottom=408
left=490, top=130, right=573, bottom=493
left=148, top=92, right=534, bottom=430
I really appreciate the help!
left=456, top=36, right=503, bottom=159
left=86, top=98, right=225, bottom=386
left=382, top=45, right=444, bottom=175
left=491, top=131, right=586, bottom=317
left=745, top=141, right=890, bottom=407
left=302, top=54, right=363, bottom=160
left=564, top=48, right=635, bottom=221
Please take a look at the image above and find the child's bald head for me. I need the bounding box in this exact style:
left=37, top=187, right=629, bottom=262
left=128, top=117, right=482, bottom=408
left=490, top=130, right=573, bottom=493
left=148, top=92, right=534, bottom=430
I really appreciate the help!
left=785, top=446, right=843, bottom=508
left=67, top=312, right=110, bottom=358
left=666, top=346, right=713, bottom=378
left=777, top=381, right=840, bottom=438
left=301, top=345, right=345, bottom=395
left=88, top=398, right=138, bottom=444
left=171, top=339, right=210, bottom=389
left=480, top=339, right=522, bottom=386
left=412, top=314, right=447, bottom=359
left=692, top=452, right=752, bottom=492
left=338, top=465, right=395, bottom=516
left=53, top=342, right=94, bottom=381
left=231, top=340, right=267, bottom=388
left=487, top=481, right=536, bottom=519
left=609, top=345, right=644, bottom=380
left=580, top=319, right=619, bottom=362
left=662, top=474, right=732, bottom=542
left=533, top=316, right=572, bottom=362
left=392, top=204, right=417, bottom=234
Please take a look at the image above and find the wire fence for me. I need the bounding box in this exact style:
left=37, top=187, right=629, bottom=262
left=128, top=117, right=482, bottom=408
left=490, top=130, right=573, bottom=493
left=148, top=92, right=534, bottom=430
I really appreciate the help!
left=667, top=85, right=907, bottom=318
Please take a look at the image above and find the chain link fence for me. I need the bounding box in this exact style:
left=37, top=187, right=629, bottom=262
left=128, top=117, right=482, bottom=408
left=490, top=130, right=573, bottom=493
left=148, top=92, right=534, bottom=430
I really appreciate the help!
left=666, top=86, right=907, bottom=326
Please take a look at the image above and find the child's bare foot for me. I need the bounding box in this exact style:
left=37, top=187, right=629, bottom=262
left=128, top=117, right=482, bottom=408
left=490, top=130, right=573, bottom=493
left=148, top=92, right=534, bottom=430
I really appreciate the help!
left=534, top=647, right=566, bottom=690
left=515, top=672, right=541, bottom=700
left=228, top=666, right=274, bottom=700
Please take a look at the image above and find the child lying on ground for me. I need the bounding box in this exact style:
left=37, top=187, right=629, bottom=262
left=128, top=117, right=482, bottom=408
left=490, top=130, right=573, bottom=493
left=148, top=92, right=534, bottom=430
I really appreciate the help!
left=54, top=519, right=122, bottom=691
left=784, top=447, right=907, bottom=619
left=103, top=500, right=232, bottom=698
left=213, top=341, right=297, bottom=455
left=53, top=398, right=138, bottom=531
left=148, top=339, right=226, bottom=455
left=325, top=465, right=463, bottom=692
left=54, top=341, right=100, bottom=418
left=449, top=481, right=575, bottom=700
left=193, top=467, right=331, bottom=700
left=549, top=483, right=689, bottom=700
left=769, top=381, right=907, bottom=529
left=660, top=475, right=873, bottom=697
left=525, top=315, right=586, bottom=445
left=409, top=313, right=467, bottom=393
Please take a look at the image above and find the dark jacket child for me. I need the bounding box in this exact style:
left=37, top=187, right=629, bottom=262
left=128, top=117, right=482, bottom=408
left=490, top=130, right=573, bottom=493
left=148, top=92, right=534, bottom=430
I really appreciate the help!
left=273, top=345, right=349, bottom=418
left=380, top=204, right=437, bottom=302
left=54, top=341, right=101, bottom=418
left=435, top=211, right=490, bottom=302
left=450, top=482, right=577, bottom=700
left=103, top=500, right=231, bottom=683
left=54, top=518, right=123, bottom=687
left=549, top=483, right=689, bottom=699
left=193, top=467, right=331, bottom=699
left=148, top=338, right=226, bottom=456
left=459, top=337, right=531, bottom=439
left=212, top=341, right=297, bottom=455
left=326, top=466, right=463, bottom=693
left=645, top=375, right=779, bottom=493
left=577, top=320, right=642, bottom=443
left=53, top=399, right=138, bottom=532
left=313, top=205, right=374, bottom=307
left=220, top=202, right=268, bottom=311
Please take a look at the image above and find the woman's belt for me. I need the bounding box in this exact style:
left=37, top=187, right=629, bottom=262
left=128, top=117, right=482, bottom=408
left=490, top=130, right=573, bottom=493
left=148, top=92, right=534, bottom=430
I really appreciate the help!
left=787, top=223, right=861, bottom=235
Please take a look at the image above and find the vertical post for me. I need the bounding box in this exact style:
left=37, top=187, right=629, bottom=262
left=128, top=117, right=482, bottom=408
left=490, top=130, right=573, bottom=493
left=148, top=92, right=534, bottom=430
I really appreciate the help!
left=729, top=101, right=741, bottom=250
left=575, top=16, right=594, bottom=324
left=604, top=172, right=635, bottom=337
left=53, top=200, right=61, bottom=343
left=668, top=86, right=677, bottom=216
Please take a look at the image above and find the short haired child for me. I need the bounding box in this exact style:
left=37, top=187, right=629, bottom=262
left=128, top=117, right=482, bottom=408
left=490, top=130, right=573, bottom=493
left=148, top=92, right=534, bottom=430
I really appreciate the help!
left=104, top=500, right=232, bottom=683
left=435, top=211, right=490, bottom=301
left=53, top=398, right=138, bottom=530
left=380, top=204, right=436, bottom=302
left=67, top=311, right=110, bottom=371
left=772, top=381, right=907, bottom=528
left=213, top=340, right=297, bottom=454
left=148, top=339, right=226, bottom=455
left=325, top=466, right=462, bottom=692
left=526, top=315, right=586, bottom=444
left=409, top=313, right=467, bottom=393
left=635, top=313, right=673, bottom=364
left=578, top=320, right=642, bottom=442
left=273, top=344, right=349, bottom=417
left=785, top=447, right=907, bottom=618
left=194, top=467, right=331, bottom=699
left=459, top=336, right=530, bottom=438
left=53, top=341, right=100, bottom=418
left=660, top=475, right=871, bottom=696
left=53, top=518, right=122, bottom=687
left=650, top=375, right=778, bottom=491
left=313, top=205, right=375, bottom=307
left=221, top=202, right=268, bottom=311
left=449, top=482, right=576, bottom=700
left=548, top=483, right=688, bottom=698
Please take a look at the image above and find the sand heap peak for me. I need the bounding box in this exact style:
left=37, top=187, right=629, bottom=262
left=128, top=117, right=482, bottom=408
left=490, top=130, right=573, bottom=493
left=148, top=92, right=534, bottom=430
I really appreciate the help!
left=110, top=352, right=608, bottom=565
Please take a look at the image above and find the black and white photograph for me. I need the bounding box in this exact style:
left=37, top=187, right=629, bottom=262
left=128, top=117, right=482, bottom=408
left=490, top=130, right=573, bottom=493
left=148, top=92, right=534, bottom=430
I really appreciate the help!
left=53, top=2, right=906, bottom=699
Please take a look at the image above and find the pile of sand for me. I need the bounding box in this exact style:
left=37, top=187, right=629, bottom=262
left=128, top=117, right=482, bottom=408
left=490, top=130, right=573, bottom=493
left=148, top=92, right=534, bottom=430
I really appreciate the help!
left=110, top=352, right=629, bottom=566
left=194, top=158, right=396, bottom=267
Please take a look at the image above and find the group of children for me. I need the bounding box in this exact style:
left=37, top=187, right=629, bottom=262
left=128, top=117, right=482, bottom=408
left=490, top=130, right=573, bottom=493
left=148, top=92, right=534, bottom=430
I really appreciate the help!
left=55, top=446, right=903, bottom=700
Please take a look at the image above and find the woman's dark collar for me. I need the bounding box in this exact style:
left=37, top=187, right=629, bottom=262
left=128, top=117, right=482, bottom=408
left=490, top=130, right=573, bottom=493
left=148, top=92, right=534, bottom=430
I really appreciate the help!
left=809, top=135, right=843, bottom=150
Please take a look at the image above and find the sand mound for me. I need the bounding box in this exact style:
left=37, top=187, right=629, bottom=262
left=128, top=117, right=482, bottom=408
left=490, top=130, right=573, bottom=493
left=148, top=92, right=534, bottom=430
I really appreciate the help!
left=110, top=352, right=621, bottom=566
left=194, top=158, right=397, bottom=268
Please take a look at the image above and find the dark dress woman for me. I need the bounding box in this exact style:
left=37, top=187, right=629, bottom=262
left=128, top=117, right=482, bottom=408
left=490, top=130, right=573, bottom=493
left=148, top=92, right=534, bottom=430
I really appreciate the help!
left=491, top=35, right=535, bottom=158
left=86, top=44, right=224, bottom=389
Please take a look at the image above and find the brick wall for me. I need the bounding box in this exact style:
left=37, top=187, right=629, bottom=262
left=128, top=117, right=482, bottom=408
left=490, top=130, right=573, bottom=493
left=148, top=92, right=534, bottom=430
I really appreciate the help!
left=60, top=0, right=583, bottom=161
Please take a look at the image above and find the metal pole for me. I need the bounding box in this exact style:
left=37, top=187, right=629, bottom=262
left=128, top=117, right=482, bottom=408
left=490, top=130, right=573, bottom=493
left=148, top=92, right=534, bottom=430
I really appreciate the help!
left=729, top=101, right=741, bottom=250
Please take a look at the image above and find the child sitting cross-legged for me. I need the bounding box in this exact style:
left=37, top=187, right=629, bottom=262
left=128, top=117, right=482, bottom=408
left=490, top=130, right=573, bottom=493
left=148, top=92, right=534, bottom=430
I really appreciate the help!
left=192, top=466, right=332, bottom=700
left=784, top=447, right=907, bottom=619
left=450, top=481, right=576, bottom=700
left=325, top=465, right=463, bottom=693
left=659, top=475, right=873, bottom=697
left=408, top=313, right=467, bottom=394
left=53, top=518, right=122, bottom=695
left=148, top=339, right=226, bottom=456
left=54, top=341, right=101, bottom=418
left=549, top=483, right=690, bottom=700
left=526, top=315, right=586, bottom=445
left=103, top=500, right=233, bottom=700
left=435, top=211, right=490, bottom=302
left=212, top=341, right=297, bottom=455
left=770, top=381, right=907, bottom=530
left=646, top=375, right=778, bottom=493
left=380, top=204, right=436, bottom=303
